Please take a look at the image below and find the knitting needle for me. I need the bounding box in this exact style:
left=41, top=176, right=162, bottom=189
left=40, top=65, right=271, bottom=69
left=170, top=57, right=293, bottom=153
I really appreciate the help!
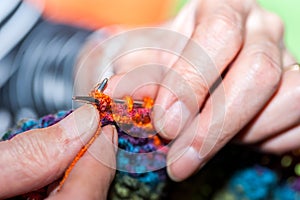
left=72, top=96, right=100, bottom=104
left=72, top=96, right=144, bottom=107
left=96, top=77, right=108, bottom=92
left=72, top=78, right=144, bottom=106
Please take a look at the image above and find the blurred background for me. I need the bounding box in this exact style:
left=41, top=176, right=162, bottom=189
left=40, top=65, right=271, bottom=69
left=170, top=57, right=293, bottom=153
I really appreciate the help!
left=1, top=1, right=300, bottom=199
left=0, top=0, right=299, bottom=133
left=35, top=0, right=300, bottom=60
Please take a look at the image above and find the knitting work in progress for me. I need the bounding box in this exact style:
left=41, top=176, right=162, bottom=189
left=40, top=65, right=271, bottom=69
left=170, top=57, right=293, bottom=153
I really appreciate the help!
left=1, top=79, right=300, bottom=200
left=2, top=79, right=169, bottom=199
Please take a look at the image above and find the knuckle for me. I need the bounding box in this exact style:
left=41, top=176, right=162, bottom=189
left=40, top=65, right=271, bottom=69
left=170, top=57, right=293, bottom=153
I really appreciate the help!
left=185, top=74, right=209, bottom=105
left=246, top=42, right=282, bottom=89
left=261, top=10, right=284, bottom=41
left=265, top=11, right=284, bottom=31
left=213, top=4, right=244, bottom=33
left=202, top=4, right=244, bottom=53
left=174, top=61, right=209, bottom=105
left=190, top=75, right=209, bottom=98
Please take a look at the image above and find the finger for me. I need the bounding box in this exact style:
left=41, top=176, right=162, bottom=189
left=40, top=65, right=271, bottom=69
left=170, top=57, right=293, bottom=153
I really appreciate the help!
left=260, top=124, right=300, bottom=154
left=104, top=68, right=164, bottom=100
left=166, top=8, right=284, bottom=181
left=240, top=68, right=300, bottom=143
left=0, top=105, right=99, bottom=199
left=47, top=125, right=118, bottom=200
left=154, top=0, right=253, bottom=139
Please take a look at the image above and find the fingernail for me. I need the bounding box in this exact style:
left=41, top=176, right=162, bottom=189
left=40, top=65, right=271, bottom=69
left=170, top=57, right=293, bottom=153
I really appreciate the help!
left=101, top=125, right=118, bottom=153
left=112, top=125, right=118, bottom=153
left=154, top=101, right=191, bottom=139
left=60, top=105, right=99, bottom=141
left=167, top=147, right=202, bottom=182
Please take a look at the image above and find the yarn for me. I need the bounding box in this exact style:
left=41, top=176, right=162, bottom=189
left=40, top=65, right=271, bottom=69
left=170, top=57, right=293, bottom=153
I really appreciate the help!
left=212, top=166, right=300, bottom=200
left=167, top=144, right=300, bottom=200
left=2, top=87, right=300, bottom=199
left=1, top=94, right=168, bottom=199
left=88, top=88, right=168, bottom=199
left=1, top=110, right=72, bottom=141
left=3, top=110, right=300, bottom=199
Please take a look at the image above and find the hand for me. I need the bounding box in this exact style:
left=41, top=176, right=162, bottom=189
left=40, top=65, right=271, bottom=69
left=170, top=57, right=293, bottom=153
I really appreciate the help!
left=75, top=0, right=299, bottom=182
left=101, top=0, right=297, bottom=181
left=0, top=105, right=117, bottom=199
left=239, top=64, right=300, bottom=153
left=152, top=0, right=298, bottom=182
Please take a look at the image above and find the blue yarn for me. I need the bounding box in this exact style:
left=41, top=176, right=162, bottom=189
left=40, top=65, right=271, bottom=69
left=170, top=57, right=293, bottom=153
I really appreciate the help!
left=21, top=119, right=38, bottom=131
left=133, top=165, right=147, bottom=174
left=118, top=138, right=135, bottom=152
left=1, top=109, right=167, bottom=199
left=229, top=166, right=277, bottom=200
left=273, top=184, right=300, bottom=200
left=56, top=110, right=70, bottom=118
left=143, top=143, right=157, bottom=152
left=138, top=172, right=160, bottom=185
left=117, top=154, right=130, bottom=167
left=38, top=115, right=55, bottom=128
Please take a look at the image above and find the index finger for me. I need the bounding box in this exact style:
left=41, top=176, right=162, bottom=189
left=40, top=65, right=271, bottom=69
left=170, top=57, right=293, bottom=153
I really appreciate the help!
left=153, top=0, right=253, bottom=139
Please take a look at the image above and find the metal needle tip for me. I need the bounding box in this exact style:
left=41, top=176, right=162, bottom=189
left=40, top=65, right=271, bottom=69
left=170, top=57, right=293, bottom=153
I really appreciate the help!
left=72, top=96, right=99, bottom=105
left=113, top=98, right=144, bottom=106
left=97, top=78, right=109, bottom=92
left=72, top=96, right=145, bottom=107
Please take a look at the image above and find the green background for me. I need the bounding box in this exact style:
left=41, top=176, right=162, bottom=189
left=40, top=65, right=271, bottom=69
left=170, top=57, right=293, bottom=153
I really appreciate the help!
left=258, top=0, right=300, bottom=61
left=177, top=0, right=300, bottom=61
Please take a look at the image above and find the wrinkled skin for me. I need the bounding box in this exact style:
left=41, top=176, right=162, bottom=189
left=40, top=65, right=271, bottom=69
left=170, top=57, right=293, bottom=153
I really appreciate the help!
left=2, top=0, right=299, bottom=198
left=78, top=0, right=299, bottom=182
left=0, top=105, right=118, bottom=199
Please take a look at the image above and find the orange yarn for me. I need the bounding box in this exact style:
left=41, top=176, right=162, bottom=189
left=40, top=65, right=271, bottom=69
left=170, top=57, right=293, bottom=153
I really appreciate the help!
left=58, top=83, right=155, bottom=191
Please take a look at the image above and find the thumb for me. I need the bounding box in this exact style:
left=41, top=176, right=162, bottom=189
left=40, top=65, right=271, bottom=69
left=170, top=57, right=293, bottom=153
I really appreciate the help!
left=0, top=105, right=99, bottom=199
left=47, top=125, right=118, bottom=200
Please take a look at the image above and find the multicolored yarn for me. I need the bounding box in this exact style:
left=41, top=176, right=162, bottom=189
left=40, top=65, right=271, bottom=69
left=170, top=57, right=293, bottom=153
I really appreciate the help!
left=213, top=166, right=300, bottom=200
left=3, top=110, right=300, bottom=199
left=1, top=99, right=169, bottom=199
left=213, top=166, right=278, bottom=200
left=90, top=90, right=169, bottom=199
left=74, top=83, right=164, bottom=199
left=2, top=87, right=300, bottom=199
left=166, top=144, right=300, bottom=200
left=1, top=110, right=72, bottom=141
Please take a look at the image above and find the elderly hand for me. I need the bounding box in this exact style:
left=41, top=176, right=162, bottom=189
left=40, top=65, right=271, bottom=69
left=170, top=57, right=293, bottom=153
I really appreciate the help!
left=151, top=0, right=299, bottom=181
left=0, top=105, right=117, bottom=199
left=76, top=0, right=299, bottom=183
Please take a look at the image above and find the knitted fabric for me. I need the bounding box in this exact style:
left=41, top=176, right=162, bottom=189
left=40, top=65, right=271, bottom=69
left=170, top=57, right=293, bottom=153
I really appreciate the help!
left=1, top=105, right=168, bottom=200
left=2, top=110, right=300, bottom=199
left=168, top=144, right=300, bottom=200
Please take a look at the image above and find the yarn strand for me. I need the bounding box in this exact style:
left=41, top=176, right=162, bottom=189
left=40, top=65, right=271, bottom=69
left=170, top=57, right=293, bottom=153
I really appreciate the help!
left=57, top=121, right=102, bottom=191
